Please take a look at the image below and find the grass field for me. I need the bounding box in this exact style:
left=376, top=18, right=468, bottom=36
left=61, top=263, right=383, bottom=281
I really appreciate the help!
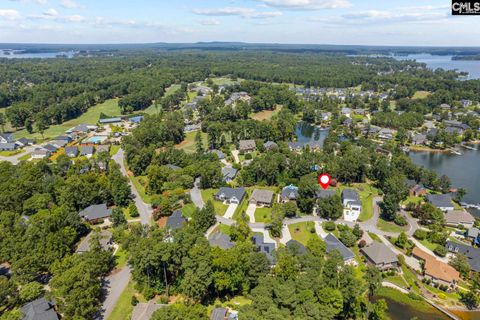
left=250, top=106, right=282, bottom=121
left=200, top=189, right=228, bottom=215
left=181, top=203, right=197, bottom=218
left=207, top=295, right=251, bottom=314
left=0, top=150, right=22, bottom=156
left=401, top=195, right=423, bottom=206
left=18, top=153, right=31, bottom=161
left=107, top=281, right=145, bottom=320
left=288, top=222, right=317, bottom=245
left=14, top=99, right=123, bottom=141
left=114, top=247, right=128, bottom=269
left=130, top=175, right=152, bottom=204
left=254, top=207, right=272, bottom=223
left=418, top=238, right=438, bottom=251
left=175, top=131, right=208, bottom=154
left=109, top=145, right=121, bottom=156
left=377, top=217, right=408, bottom=233
left=412, top=91, right=431, bottom=99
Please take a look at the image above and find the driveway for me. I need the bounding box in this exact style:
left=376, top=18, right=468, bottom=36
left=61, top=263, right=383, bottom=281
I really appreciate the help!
left=251, top=227, right=276, bottom=246
left=112, top=148, right=152, bottom=226
left=224, top=203, right=238, bottom=219
left=190, top=178, right=205, bottom=209
left=96, top=266, right=131, bottom=319
left=231, top=150, right=240, bottom=164
left=378, top=235, right=421, bottom=272
left=280, top=224, right=292, bottom=244
left=246, top=203, right=257, bottom=222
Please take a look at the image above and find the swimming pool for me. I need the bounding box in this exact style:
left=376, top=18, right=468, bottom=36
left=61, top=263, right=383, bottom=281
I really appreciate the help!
left=85, top=136, right=108, bottom=144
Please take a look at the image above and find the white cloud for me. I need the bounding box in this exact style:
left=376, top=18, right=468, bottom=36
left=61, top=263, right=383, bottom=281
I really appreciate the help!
left=193, top=7, right=282, bottom=19
left=0, top=9, right=21, bottom=20
left=59, top=0, right=80, bottom=9
left=342, top=10, right=447, bottom=23
left=199, top=18, right=221, bottom=26
left=65, top=14, right=84, bottom=22
left=257, top=0, right=351, bottom=10
left=43, top=8, right=58, bottom=16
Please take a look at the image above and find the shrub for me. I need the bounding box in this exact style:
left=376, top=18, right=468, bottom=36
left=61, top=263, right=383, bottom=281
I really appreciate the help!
left=413, top=229, right=427, bottom=240
left=438, top=293, right=447, bottom=299
left=244, top=153, right=253, bottom=160
left=394, top=215, right=408, bottom=226
left=324, top=221, right=336, bottom=231
left=434, top=245, right=447, bottom=257
left=358, top=240, right=366, bottom=248
left=131, top=296, right=139, bottom=306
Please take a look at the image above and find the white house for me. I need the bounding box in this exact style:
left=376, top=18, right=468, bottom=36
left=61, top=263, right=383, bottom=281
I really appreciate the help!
left=342, top=189, right=362, bottom=222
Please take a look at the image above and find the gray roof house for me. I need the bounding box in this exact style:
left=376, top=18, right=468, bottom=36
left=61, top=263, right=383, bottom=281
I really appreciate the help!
left=43, top=144, right=58, bottom=152
left=208, top=232, right=235, bottom=250
left=280, top=185, right=299, bottom=202
left=444, top=210, right=476, bottom=228
left=252, top=234, right=276, bottom=265
left=166, top=210, right=186, bottom=230
left=221, top=167, right=238, bottom=182
left=80, top=145, right=95, bottom=157
left=250, top=189, right=275, bottom=207
left=466, top=227, right=480, bottom=241
left=316, top=189, right=336, bottom=199
left=76, top=230, right=112, bottom=253
left=79, top=203, right=112, bottom=222
left=16, top=138, right=35, bottom=147
left=425, top=194, right=454, bottom=211
left=0, top=133, right=14, bottom=143
left=210, top=308, right=227, bottom=320
left=209, top=149, right=226, bottom=160
left=361, top=242, right=399, bottom=271
left=64, top=146, right=79, bottom=158
left=21, top=297, right=59, bottom=320
left=446, top=241, right=480, bottom=272
left=286, top=239, right=307, bottom=254
left=31, top=148, right=50, bottom=159
left=0, top=143, right=16, bottom=151
left=324, top=234, right=356, bottom=264
left=239, top=139, right=256, bottom=153
left=215, top=187, right=246, bottom=204
left=342, top=189, right=361, bottom=207
left=131, top=301, right=165, bottom=320
left=96, top=145, right=110, bottom=154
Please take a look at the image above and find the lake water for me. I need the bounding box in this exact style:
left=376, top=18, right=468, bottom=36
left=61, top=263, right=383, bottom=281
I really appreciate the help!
left=295, top=121, right=329, bottom=145
left=394, top=53, right=480, bottom=80
left=0, top=50, right=76, bottom=59
left=375, top=296, right=448, bottom=320
left=409, top=148, right=480, bottom=217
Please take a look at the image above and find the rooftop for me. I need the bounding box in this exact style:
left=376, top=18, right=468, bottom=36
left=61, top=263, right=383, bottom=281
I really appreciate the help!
left=324, top=233, right=355, bottom=261
left=361, top=242, right=398, bottom=265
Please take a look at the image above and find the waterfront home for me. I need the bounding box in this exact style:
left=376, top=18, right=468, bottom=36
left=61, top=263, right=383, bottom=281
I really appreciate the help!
left=444, top=210, right=476, bottom=229
left=446, top=241, right=480, bottom=273
left=21, top=297, right=59, bottom=320
left=324, top=234, right=356, bottom=266
left=166, top=210, right=186, bottom=231
left=79, top=203, right=112, bottom=224
left=411, top=133, right=427, bottom=145
left=405, top=180, right=427, bottom=197
left=342, top=189, right=362, bottom=222
left=250, top=189, right=275, bottom=207
left=215, top=187, right=246, bottom=204
left=280, top=185, right=299, bottom=203
left=252, top=234, right=276, bottom=265
left=412, top=247, right=460, bottom=288
left=425, top=194, right=454, bottom=212
left=239, top=139, right=256, bottom=153
left=208, top=232, right=235, bottom=250
left=65, top=146, right=79, bottom=158
left=378, top=128, right=394, bottom=140
left=361, top=242, right=399, bottom=271
left=31, top=148, right=50, bottom=159
left=221, top=167, right=238, bottom=183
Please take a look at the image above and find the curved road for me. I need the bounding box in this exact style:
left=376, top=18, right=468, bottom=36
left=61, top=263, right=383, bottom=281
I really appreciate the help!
left=0, top=146, right=36, bottom=165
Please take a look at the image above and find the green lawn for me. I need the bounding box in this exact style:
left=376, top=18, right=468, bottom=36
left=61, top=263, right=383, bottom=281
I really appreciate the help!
left=376, top=218, right=408, bottom=233
left=130, top=175, right=152, bottom=204
left=288, top=222, right=318, bottom=246
left=109, top=145, right=121, bottom=156
left=385, top=275, right=409, bottom=289
left=250, top=106, right=282, bottom=121
left=376, top=287, right=435, bottom=314
left=412, top=91, right=431, bottom=99
left=418, top=238, right=438, bottom=252
left=336, top=183, right=380, bottom=222
left=401, top=196, right=423, bottom=206
left=0, top=150, right=22, bottom=156
left=175, top=131, right=208, bottom=154
left=182, top=203, right=197, bottom=218
left=207, top=295, right=251, bottom=314
left=107, top=281, right=145, bottom=320
left=114, top=247, right=128, bottom=269
left=18, top=153, right=31, bottom=161
left=200, top=189, right=228, bottom=215
left=368, top=232, right=381, bottom=242
left=255, top=207, right=272, bottom=223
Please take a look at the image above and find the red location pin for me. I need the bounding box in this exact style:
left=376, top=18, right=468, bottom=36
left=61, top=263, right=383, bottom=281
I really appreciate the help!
left=318, top=173, right=331, bottom=190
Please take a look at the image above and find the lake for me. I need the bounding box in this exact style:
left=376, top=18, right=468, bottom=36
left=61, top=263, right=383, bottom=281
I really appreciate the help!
left=0, top=50, right=76, bottom=59
left=408, top=147, right=480, bottom=217
left=295, top=121, right=329, bottom=145
left=375, top=296, right=448, bottom=320
left=394, top=53, right=480, bottom=80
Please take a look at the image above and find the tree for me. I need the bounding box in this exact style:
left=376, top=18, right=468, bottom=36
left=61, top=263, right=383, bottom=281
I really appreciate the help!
left=194, top=131, right=204, bottom=154
left=129, top=202, right=139, bottom=218
left=364, top=266, right=382, bottom=296
left=317, top=194, right=343, bottom=220
left=434, top=245, right=447, bottom=257
left=152, top=303, right=208, bottom=320
left=282, top=201, right=298, bottom=218
left=112, top=207, right=127, bottom=227
left=395, top=232, right=409, bottom=249
left=270, top=205, right=285, bottom=238
left=450, top=254, right=471, bottom=277
left=192, top=200, right=216, bottom=233
left=454, top=188, right=467, bottom=202
left=352, top=224, right=363, bottom=240
left=0, top=113, right=5, bottom=133
left=369, top=299, right=389, bottom=320
left=19, top=281, right=43, bottom=303
left=339, top=229, right=357, bottom=247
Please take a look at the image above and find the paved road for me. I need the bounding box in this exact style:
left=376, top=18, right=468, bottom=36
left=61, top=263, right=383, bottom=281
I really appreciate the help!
left=96, top=266, right=131, bottom=320
left=0, top=146, right=36, bottom=164
left=190, top=178, right=205, bottom=209
left=112, top=148, right=152, bottom=226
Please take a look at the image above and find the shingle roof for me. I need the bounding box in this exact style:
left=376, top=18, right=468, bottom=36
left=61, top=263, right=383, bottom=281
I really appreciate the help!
left=76, top=230, right=112, bottom=253
left=42, top=144, right=58, bottom=152
left=79, top=204, right=112, bottom=221
left=446, top=241, right=480, bottom=272
left=221, top=167, right=238, bottom=181
left=425, top=194, right=453, bottom=209
left=239, top=139, right=256, bottom=151
left=252, top=234, right=276, bottom=264
left=208, top=232, right=235, bottom=250
left=64, top=146, right=78, bottom=156
left=250, top=189, right=274, bottom=204
left=80, top=145, right=94, bottom=155
left=444, top=210, right=475, bottom=225
left=361, top=242, right=398, bottom=265
left=281, top=185, right=299, bottom=201
left=131, top=301, right=165, bottom=320
left=166, top=210, right=186, bottom=230
left=210, top=308, right=227, bottom=320
left=325, top=234, right=355, bottom=261
left=0, top=143, right=16, bottom=150
left=216, top=187, right=246, bottom=203
left=342, top=189, right=359, bottom=201
left=209, top=149, right=226, bottom=159
left=316, top=189, right=335, bottom=199
left=286, top=239, right=307, bottom=254
left=412, top=247, right=460, bottom=283
left=21, top=298, right=59, bottom=320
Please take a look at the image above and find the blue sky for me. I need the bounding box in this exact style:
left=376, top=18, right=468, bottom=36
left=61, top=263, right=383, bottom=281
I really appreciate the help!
left=0, top=0, right=479, bottom=45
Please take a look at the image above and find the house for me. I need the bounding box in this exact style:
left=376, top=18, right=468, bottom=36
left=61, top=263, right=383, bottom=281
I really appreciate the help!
left=16, top=137, right=35, bottom=147
left=221, top=167, right=238, bottom=182
left=411, top=133, right=427, bottom=145
left=96, top=145, right=110, bottom=154
left=342, top=189, right=362, bottom=222
left=412, top=247, right=460, bottom=288
left=0, top=133, right=14, bottom=144
left=405, top=180, right=427, bottom=197
left=208, top=232, right=234, bottom=250
left=466, top=227, right=480, bottom=245
left=31, top=148, right=50, bottom=159
left=99, top=117, right=122, bottom=124
left=341, top=107, right=352, bottom=117
left=378, top=128, right=394, bottom=140
left=316, top=189, right=336, bottom=199
left=64, top=146, right=79, bottom=158
left=54, top=135, right=73, bottom=142
left=324, top=234, right=356, bottom=265
left=361, top=242, right=399, bottom=271
left=76, top=230, right=112, bottom=253
left=80, top=145, right=95, bottom=158
left=252, top=234, right=276, bottom=265
left=286, top=239, right=307, bottom=254
left=250, top=189, right=275, bottom=207
left=446, top=241, right=480, bottom=273
left=68, top=124, right=98, bottom=134
left=42, top=144, right=58, bottom=153
left=444, top=210, right=476, bottom=229
left=209, top=149, right=226, bottom=160
left=239, top=140, right=256, bottom=153
left=166, top=210, right=186, bottom=231
left=0, top=143, right=16, bottom=151
left=21, top=297, right=59, bottom=320
left=280, top=185, right=299, bottom=203
left=79, top=203, right=112, bottom=223
left=50, top=140, right=68, bottom=148
left=440, top=103, right=451, bottom=110
left=129, top=116, right=144, bottom=124
left=215, top=187, right=246, bottom=204
left=425, top=194, right=454, bottom=212
left=264, top=141, right=278, bottom=151
left=210, top=308, right=227, bottom=320
left=131, top=301, right=165, bottom=320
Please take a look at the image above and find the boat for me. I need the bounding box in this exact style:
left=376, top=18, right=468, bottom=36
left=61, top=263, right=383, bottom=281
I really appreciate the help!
left=450, top=149, right=462, bottom=155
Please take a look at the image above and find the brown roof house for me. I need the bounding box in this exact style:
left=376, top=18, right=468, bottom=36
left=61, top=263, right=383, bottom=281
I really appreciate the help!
left=412, top=247, right=460, bottom=288
left=239, top=139, right=256, bottom=153
left=361, top=242, right=399, bottom=271
left=250, top=189, right=275, bottom=207
left=444, top=210, right=476, bottom=229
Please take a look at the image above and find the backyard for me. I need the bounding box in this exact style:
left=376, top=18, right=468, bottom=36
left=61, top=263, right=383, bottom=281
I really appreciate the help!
left=288, top=222, right=318, bottom=245
left=200, top=189, right=228, bottom=215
